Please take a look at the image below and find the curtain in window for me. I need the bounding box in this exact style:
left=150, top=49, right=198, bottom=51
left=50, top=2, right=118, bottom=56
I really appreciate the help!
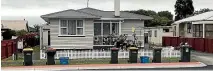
left=60, top=20, right=67, bottom=35
left=103, top=23, right=110, bottom=35
left=205, top=24, right=213, bottom=38
left=77, top=20, right=83, bottom=35
left=193, top=24, right=203, bottom=37
left=94, top=23, right=101, bottom=36
left=68, top=20, right=76, bottom=35
left=112, top=23, right=119, bottom=35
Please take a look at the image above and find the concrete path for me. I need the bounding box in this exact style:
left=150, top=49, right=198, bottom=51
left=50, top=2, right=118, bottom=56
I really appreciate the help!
left=1, top=62, right=206, bottom=71
left=191, top=51, right=213, bottom=65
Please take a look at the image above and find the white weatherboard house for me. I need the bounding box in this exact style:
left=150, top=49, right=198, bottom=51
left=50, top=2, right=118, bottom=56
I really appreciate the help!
left=172, top=11, right=213, bottom=38
left=40, top=0, right=153, bottom=50
left=145, top=26, right=173, bottom=45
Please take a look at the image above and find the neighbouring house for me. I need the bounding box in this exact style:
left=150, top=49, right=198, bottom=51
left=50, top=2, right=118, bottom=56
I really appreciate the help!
left=145, top=26, right=173, bottom=45
left=40, top=24, right=50, bottom=50
left=172, top=11, right=213, bottom=38
left=40, top=0, right=153, bottom=50
left=1, top=20, right=29, bottom=32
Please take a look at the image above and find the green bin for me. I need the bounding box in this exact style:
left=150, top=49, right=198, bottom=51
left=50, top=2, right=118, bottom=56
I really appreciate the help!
left=23, top=48, right=33, bottom=66
left=110, top=47, right=119, bottom=64
left=46, top=48, right=56, bottom=65
left=152, top=48, right=162, bottom=63
left=128, top=47, right=138, bottom=63
left=179, top=43, right=191, bottom=62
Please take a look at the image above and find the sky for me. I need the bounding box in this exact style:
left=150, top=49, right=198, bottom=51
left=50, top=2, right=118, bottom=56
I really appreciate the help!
left=1, top=0, right=213, bottom=26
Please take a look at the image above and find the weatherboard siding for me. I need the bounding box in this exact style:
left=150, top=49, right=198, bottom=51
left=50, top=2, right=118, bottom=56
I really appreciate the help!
left=121, top=20, right=145, bottom=42
left=49, top=19, right=94, bottom=49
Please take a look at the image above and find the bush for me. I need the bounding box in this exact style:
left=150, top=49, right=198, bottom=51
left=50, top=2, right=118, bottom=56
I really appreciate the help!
left=16, top=30, right=28, bottom=36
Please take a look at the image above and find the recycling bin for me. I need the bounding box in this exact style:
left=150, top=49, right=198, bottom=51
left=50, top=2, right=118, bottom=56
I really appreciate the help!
left=23, top=48, right=33, bottom=66
left=110, top=47, right=119, bottom=64
left=140, top=56, right=149, bottom=63
left=46, top=48, right=56, bottom=65
left=179, top=43, right=191, bottom=62
left=59, top=57, right=69, bottom=65
left=128, top=47, right=138, bottom=63
left=152, top=48, right=162, bottom=63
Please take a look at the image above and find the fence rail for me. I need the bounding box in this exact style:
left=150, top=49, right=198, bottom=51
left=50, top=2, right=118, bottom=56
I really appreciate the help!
left=40, top=48, right=180, bottom=59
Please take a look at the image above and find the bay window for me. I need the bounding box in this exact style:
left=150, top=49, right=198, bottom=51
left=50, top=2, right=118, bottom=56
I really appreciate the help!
left=94, top=20, right=121, bottom=45
left=60, top=20, right=84, bottom=36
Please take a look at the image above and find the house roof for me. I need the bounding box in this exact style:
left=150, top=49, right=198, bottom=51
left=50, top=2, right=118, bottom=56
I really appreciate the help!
left=173, top=11, right=213, bottom=24
left=78, top=8, right=153, bottom=20
left=41, top=7, right=153, bottom=21
left=1, top=20, right=28, bottom=31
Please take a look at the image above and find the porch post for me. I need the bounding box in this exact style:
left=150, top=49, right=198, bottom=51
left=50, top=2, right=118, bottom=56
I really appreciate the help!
left=203, top=23, right=205, bottom=38
left=119, top=21, right=121, bottom=35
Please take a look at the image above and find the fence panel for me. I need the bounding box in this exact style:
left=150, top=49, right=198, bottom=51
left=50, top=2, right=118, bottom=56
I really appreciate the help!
left=41, top=48, right=180, bottom=59
left=194, top=38, right=205, bottom=52
left=185, top=38, right=195, bottom=50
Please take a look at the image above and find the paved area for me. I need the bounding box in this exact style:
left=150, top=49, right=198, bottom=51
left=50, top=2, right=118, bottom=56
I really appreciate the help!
left=191, top=51, right=213, bottom=65
left=1, top=62, right=206, bottom=71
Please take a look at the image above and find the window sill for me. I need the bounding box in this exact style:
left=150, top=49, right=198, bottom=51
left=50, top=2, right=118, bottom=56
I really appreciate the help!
left=58, top=35, right=86, bottom=37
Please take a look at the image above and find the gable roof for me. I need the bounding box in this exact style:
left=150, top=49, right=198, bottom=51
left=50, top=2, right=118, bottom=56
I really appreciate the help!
left=41, top=7, right=153, bottom=21
left=1, top=20, right=28, bottom=31
left=173, top=11, right=213, bottom=24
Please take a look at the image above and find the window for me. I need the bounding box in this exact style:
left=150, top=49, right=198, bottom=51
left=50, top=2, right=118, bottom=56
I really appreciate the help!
left=174, top=26, right=176, bottom=36
left=148, top=30, right=152, bottom=37
left=193, top=24, right=203, bottom=37
left=60, top=20, right=84, bottom=35
left=205, top=24, right=213, bottom=38
left=187, top=23, right=192, bottom=33
left=94, top=20, right=120, bottom=36
left=163, top=29, right=169, bottom=32
left=154, top=30, right=157, bottom=37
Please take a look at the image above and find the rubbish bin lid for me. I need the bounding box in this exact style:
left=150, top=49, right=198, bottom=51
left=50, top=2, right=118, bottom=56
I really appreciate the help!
left=46, top=48, right=56, bottom=51
left=111, top=47, right=119, bottom=50
left=23, top=48, right=33, bottom=51
left=129, top=47, right=138, bottom=50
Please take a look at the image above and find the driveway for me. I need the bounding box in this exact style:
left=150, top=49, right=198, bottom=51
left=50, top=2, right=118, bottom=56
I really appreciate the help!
left=191, top=51, right=213, bottom=65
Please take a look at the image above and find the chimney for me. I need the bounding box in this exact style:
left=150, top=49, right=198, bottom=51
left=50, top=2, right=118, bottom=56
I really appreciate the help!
left=114, top=0, right=120, bottom=17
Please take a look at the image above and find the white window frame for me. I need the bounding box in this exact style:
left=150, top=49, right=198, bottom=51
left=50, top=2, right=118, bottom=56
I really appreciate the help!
left=58, top=19, right=85, bottom=36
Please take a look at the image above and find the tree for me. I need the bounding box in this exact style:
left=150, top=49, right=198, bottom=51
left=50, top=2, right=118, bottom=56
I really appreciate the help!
left=194, top=8, right=213, bottom=15
left=16, top=30, right=28, bottom=36
left=174, top=0, right=194, bottom=21
left=2, top=29, right=15, bottom=40
left=158, top=11, right=173, bottom=20
left=33, top=24, right=40, bottom=32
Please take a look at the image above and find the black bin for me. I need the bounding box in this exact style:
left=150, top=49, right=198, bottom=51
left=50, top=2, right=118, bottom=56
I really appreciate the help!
left=179, top=43, right=191, bottom=62
left=110, top=47, right=119, bottom=64
left=128, top=47, right=138, bottom=63
left=152, top=48, right=162, bottom=63
left=46, top=48, right=56, bottom=65
left=23, top=48, right=33, bottom=66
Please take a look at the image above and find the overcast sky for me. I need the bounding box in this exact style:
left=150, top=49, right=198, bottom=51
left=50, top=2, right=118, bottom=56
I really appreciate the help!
left=1, top=0, right=213, bottom=26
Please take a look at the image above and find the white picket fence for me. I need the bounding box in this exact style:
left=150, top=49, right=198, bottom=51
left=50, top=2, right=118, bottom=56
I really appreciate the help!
left=40, top=48, right=180, bottom=59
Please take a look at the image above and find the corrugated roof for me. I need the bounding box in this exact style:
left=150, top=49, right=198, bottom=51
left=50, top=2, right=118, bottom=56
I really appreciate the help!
left=78, top=8, right=153, bottom=20
left=173, top=11, right=213, bottom=24
left=41, top=7, right=153, bottom=21
left=41, top=9, right=100, bottom=19
left=1, top=20, right=28, bottom=31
